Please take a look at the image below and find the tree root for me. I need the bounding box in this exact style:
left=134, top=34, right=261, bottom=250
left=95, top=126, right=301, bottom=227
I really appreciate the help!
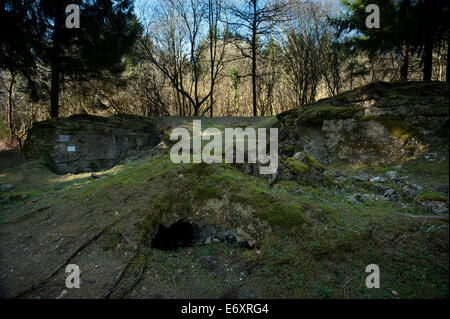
left=3, top=206, right=51, bottom=225
left=12, top=226, right=109, bottom=299
left=102, top=253, right=137, bottom=299
left=119, top=231, right=138, bottom=250
left=119, top=263, right=147, bottom=299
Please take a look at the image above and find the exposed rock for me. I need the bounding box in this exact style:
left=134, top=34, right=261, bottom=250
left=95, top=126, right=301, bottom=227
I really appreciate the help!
left=402, top=184, right=422, bottom=200
left=335, top=176, right=347, bottom=183
left=359, top=193, right=391, bottom=202
left=150, top=222, right=245, bottom=249
left=361, top=193, right=377, bottom=201
left=368, top=183, right=391, bottom=193
left=352, top=174, right=370, bottom=182
left=266, top=171, right=278, bottom=185
left=0, top=184, right=13, bottom=192
left=0, top=195, right=9, bottom=203
left=143, top=192, right=272, bottom=250
left=437, top=185, right=449, bottom=196
left=277, top=82, right=449, bottom=165
left=386, top=170, right=400, bottom=182
left=293, top=152, right=303, bottom=160
left=283, top=152, right=326, bottom=186
left=346, top=194, right=361, bottom=204
left=334, top=169, right=344, bottom=177
left=369, top=176, right=386, bottom=183
left=416, top=200, right=449, bottom=215
left=23, top=114, right=161, bottom=174
left=383, top=188, right=401, bottom=201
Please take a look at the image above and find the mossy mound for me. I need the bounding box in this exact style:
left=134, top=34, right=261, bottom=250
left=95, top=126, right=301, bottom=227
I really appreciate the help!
left=23, top=114, right=161, bottom=174
left=294, top=105, right=363, bottom=126
left=277, top=81, right=449, bottom=165
left=1, top=138, right=449, bottom=298
left=283, top=153, right=326, bottom=186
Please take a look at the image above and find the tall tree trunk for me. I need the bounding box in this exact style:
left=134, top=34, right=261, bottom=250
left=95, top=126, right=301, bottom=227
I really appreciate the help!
left=209, top=0, right=214, bottom=117
left=210, top=57, right=214, bottom=117
left=251, top=43, right=257, bottom=116
left=447, top=40, right=449, bottom=82
left=50, top=3, right=63, bottom=118
left=399, top=0, right=410, bottom=82
left=423, top=38, right=433, bottom=81
left=251, top=1, right=257, bottom=116
left=400, top=41, right=409, bottom=81
left=7, top=72, right=15, bottom=133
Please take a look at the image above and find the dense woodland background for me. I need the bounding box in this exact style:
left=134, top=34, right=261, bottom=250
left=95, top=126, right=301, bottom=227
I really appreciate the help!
left=0, top=0, right=448, bottom=150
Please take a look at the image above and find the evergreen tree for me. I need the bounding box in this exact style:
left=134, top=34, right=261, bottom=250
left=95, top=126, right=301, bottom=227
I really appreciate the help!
left=334, top=0, right=449, bottom=82
left=1, top=0, right=141, bottom=118
left=410, top=0, right=449, bottom=81
left=0, top=0, right=46, bottom=96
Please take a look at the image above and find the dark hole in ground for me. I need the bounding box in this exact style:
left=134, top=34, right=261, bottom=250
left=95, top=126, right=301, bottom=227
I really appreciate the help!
left=151, top=221, right=250, bottom=251
left=151, top=221, right=197, bottom=250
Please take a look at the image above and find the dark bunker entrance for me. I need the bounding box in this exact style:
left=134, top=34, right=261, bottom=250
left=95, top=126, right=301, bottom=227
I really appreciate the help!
left=150, top=221, right=250, bottom=250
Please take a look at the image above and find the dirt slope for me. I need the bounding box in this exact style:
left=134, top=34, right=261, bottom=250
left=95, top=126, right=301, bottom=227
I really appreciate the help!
left=0, top=100, right=448, bottom=299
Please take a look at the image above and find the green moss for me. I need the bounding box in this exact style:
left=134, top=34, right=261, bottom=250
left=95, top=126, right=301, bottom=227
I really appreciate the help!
left=414, top=190, right=449, bottom=204
left=0, top=192, right=30, bottom=203
left=286, top=158, right=309, bottom=174
left=192, top=179, right=222, bottom=202
left=360, top=115, right=420, bottom=140
left=305, top=156, right=325, bottom=170
left=137, top=215, right=160, bottom=245
left=256, top=202, right=307, bottom=229
left=396, top=82, right=447, bottom=94
left=1, top=136, right=449, bottom=298
left=280, top=143, right=296, bottom=156
left=400, top=151, right=448, bottom=187
left=65, top=123, right=87, bottom=134
left=297, top=104, right=362, bottom=125
left=323, top=175, right=337, bottom=186
left=101, top=231, right=122, bottom=251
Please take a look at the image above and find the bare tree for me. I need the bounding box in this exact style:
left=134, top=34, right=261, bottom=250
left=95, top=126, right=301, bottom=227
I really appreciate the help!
left=227, top=0, right=286, bottom=116
left=140, top=0, right=228, bottom=116
left=205, top=0, right=227, bottom=117
left=1, top=72, right=41, bottom=151
left=281, top=1, right=330, bottom=107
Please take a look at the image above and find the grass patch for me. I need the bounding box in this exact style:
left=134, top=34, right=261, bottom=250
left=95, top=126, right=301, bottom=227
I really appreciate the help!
left=0, top=118, right=448, bottom=298
left=414, top=190, right=449, bottom=204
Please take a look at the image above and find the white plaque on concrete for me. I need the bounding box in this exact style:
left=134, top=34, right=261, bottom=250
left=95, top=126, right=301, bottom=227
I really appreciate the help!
left=59, top=135, right=70, bottom=142
left=67, top=146, right=76, bottom=152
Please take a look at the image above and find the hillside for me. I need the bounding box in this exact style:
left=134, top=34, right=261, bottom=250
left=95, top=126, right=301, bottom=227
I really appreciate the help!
left=0, top=82, right=448, bottom=299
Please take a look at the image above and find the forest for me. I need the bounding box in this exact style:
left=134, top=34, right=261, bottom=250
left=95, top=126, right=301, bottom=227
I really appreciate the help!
left=0, top=0, right=449, bottom=302
left=1, top=0, right=448, bottom=149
